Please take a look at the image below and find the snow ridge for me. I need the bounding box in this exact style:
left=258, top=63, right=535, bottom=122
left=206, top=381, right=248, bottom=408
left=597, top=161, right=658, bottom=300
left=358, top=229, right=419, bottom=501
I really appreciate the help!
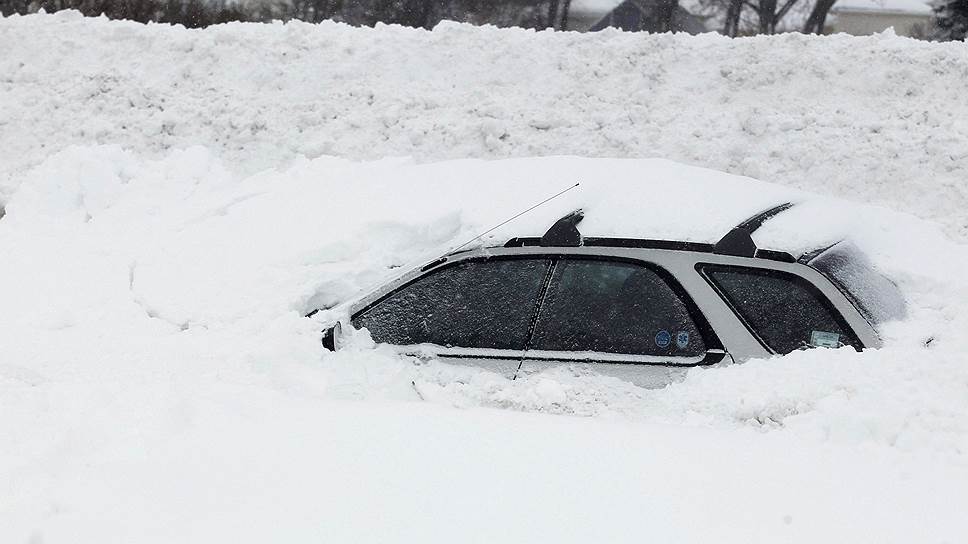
left=2, top=11, right=968, bottom=237
left=3, top=13, right=968, bottom=543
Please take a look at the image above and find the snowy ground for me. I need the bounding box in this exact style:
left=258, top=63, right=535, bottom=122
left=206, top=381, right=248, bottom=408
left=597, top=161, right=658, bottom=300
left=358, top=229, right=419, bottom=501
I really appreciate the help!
left=2, top=13, right=968, bottom=544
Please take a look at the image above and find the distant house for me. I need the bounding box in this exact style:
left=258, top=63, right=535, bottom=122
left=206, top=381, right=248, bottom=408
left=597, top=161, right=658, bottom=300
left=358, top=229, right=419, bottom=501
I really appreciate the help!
left=828, top=0, right=935, bottom=36
left=567, top=0, right=708, bottom=33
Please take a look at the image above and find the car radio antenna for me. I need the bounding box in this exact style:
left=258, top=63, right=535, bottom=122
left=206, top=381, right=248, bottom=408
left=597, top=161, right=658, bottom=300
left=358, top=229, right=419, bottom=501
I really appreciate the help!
left=309, top=183, right=580, bottom=318
left=446, top=182, right=580, bottom=255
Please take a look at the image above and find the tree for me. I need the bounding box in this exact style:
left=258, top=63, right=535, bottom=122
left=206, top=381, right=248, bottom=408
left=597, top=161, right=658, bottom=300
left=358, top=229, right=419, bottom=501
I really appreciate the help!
left=721, top=0, right=743, bottom=36
left=282, top=0, right=341, bottom=23
left=339, top=0, right=431, bottom=28
left=336, top=0, right=557, bottom=29
left=2, top=0, right=248, bottom=26
left=653, top=0, right=680, bottom=32
left=802, top=0, right=836, bottom=33
left=0, top=0, right=31, bottom=16
left=699, top=0, right=835, bottom=35
left=0, top=0, right=564, bottom=29
left=933, top=0, right=968, bottom=40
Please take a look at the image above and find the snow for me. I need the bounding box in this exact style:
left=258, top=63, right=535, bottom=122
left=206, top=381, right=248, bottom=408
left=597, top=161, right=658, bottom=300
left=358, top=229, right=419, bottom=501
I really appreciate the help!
left=2, top=12, right=968, bottom=544
left=2, top=12, right=968, bottom=239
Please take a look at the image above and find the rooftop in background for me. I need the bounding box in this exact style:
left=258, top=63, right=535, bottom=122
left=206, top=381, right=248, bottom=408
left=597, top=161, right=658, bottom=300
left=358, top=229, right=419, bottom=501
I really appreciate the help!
left=831, top=0, right=934, bottom=15
left=827, top=0, right=935, bottom=38
left=567, top=0, right=623, bottom=30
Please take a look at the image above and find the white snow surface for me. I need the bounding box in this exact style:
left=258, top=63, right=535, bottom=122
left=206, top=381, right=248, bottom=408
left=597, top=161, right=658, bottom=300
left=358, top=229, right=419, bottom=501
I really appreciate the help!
left=2, top=11, right=968, bottom=239
left=2, top=13, right=968, bottom=544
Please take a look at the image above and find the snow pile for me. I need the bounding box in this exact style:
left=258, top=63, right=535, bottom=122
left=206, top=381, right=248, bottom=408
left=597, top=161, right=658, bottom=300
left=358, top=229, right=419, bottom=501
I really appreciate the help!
left=2, top=11, right=968, bottom=238
left=3, top=147, right=968, bottom=542
left=3, top=12, right=968, bottom=543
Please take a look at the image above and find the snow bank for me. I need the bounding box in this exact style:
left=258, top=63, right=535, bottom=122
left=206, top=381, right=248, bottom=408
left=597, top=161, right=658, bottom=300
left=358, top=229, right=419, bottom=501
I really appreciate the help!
left=3, top=12, right=968, bottom=543
left=2, top=12, right=968, bottom=238
left=2, top=148, right=968, bottom=542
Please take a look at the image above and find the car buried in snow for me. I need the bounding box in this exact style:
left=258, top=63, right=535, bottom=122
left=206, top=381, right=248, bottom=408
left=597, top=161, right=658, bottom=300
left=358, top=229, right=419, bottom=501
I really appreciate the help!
left=314, top=203, right=905, bottom=388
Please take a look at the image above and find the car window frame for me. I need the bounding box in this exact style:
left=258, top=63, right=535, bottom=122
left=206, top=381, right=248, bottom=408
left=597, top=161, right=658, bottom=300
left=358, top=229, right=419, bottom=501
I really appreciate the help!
left=351, top=254, right=555, bottom=356
left=804, top=241, right=906, bottom=328
left=696, top=262, right=863, bottom=354
left=523, top=255, right=724, bottom=367
left=352, top=252, right=725, bottom=367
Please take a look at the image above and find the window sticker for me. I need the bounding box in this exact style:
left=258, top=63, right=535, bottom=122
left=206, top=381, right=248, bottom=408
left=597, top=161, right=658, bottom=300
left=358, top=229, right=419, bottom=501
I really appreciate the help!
left=655, top=330, right=671, bottom=348
left=810, top=330, right=841, bottom=348
left=676, top=331, right=690, bottom=349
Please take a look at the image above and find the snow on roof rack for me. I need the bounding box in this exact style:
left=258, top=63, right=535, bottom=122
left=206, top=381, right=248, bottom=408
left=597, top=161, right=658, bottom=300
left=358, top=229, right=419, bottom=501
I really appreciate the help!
left=502, top=236, right=794, bottom=262
left=502, top=202, right=800, bottom=263
left=713, top=202, right=795, bottom=258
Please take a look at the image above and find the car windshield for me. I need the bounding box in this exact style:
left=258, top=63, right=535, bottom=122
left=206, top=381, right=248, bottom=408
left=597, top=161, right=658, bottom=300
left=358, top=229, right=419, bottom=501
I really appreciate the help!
left=806, top=241, right=907, bottom=326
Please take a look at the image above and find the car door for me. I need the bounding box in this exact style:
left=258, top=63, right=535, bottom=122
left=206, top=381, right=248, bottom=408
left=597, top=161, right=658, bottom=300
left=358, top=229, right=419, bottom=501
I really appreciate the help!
left=351, top=256, right=553, bottom=378
left=516, top=257, right=726, bottom=388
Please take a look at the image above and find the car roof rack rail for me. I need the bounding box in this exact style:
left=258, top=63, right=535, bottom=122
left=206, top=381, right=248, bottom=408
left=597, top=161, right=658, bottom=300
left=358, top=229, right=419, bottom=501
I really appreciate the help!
left=503, top=203, right=798, bottom=263
left=540, top=209, right=584, bottom=247
left=713, top=202, right=795, bottom=258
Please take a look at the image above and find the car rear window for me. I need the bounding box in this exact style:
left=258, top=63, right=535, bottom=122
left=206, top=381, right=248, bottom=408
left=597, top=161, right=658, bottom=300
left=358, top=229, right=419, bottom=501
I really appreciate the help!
left=806, top=241, right=906, bottom=326
left=530, top=259, right=706, bottom=357
left=700, top=265, right=861, bottom=354
left=353, top=257, right=551, bottom=350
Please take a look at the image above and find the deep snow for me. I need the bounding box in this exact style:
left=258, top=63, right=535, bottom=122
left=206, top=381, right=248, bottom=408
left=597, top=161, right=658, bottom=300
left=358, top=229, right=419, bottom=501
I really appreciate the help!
left=1, top=11, right=968, bottom=238
left=2, top=12, right=968, bottom=544
left=3, top=149, right=967, bottom=543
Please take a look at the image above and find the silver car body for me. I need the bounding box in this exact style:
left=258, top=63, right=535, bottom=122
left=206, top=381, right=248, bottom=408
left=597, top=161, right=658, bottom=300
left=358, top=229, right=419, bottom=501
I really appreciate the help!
left=326, top=242, right=882, bottom=388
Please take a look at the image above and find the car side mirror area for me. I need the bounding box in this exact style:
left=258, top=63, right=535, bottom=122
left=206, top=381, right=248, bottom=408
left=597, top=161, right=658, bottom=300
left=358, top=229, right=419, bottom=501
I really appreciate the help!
left=321, top=321, right=344, bottom=351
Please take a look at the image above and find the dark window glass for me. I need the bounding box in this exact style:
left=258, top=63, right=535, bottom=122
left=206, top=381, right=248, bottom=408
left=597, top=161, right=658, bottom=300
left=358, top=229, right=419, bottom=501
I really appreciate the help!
left=807, top=241, right=906, bottom=325
left=702, top=265, right=861, bottom=354
left=530, top=260, right=706, bottom=357
left=353, top=258, right=551, bottom=350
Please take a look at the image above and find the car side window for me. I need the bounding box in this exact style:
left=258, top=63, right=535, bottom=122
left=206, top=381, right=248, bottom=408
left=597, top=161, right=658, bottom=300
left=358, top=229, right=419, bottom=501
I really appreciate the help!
left=530, top=259, right=706, bottom=357
left=700, top=265, right=861, bottom=354
left=353, top=258, right=551, bottom=351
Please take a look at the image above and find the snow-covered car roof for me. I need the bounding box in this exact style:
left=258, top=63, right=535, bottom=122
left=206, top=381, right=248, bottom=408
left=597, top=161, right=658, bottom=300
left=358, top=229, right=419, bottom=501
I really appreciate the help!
left=408, top=157, right=863, bottom=260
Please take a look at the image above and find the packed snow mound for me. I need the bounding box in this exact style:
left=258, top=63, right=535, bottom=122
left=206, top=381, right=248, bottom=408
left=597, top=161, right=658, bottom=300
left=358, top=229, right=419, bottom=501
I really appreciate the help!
left=3, top=13, right=968, bottom=542
left=3, top=150, right=968, bottom=541
left=2, top=11, right=968, bottom=239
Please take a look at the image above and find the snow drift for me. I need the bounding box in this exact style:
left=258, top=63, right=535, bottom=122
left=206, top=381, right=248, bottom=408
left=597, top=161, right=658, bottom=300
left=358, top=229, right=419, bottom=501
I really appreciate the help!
left=1, top=11, right=967, bottom=238
left=3, top=149, right=967, bottom=543
left=2, top=12, right=968, bottom=544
